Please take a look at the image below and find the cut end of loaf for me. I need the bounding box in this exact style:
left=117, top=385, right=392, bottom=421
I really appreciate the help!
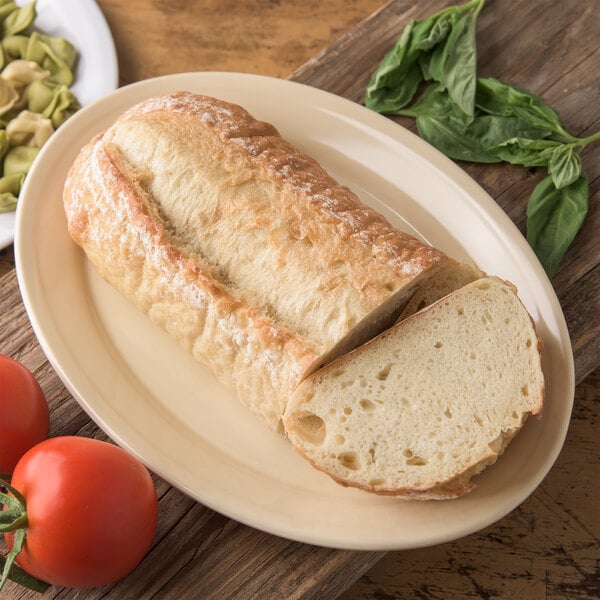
left=283, top=277, right=545, bottom=499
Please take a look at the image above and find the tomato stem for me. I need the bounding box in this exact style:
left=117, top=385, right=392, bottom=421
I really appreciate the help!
left=0, top=477, right=28, bottom=533
left=0, top=512, right=28, bottom=532
left=0, top=477, right=50, bottom=593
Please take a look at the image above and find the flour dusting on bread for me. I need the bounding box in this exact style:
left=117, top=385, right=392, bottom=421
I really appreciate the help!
left=64, top=92, right=453, bottom=433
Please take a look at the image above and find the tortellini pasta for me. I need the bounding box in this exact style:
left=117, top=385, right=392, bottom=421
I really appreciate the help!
left=2, top=59, right=49, bottom=93
left=0, top=0, right=80, bottom=213
left=0, top=75, right=17, bottom=113
left=6, top=109, right=53, bottom=147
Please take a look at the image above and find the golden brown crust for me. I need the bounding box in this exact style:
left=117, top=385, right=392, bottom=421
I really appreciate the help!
left=290, top=431, right=496, bottom=500
left=64, top=134, right=321, bottom=430
left=116, top=92, right=446, bottom=280
left=63, top=92, right=449, bottom=431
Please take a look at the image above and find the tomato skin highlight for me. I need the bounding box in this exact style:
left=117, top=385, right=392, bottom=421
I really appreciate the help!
left=0, top=354, right=49, bottom=474
left=5, top=436, right=158, bottom=588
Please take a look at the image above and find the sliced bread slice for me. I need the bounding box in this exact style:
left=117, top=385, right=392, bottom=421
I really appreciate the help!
left=398, top=260, right=485, bottom=320
left=282, top=277, right=544, bottom=499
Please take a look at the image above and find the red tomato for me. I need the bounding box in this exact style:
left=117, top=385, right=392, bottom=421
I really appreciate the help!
left=5, top=436, right=158, bottom=588
left=0, top=354, right=49, bottom=474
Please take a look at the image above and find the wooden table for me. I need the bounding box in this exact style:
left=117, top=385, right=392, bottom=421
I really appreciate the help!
left=1, top=1, right=598, bottom=598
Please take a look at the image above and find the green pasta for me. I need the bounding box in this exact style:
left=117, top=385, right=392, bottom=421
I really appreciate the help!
left=0, top=0, right=81, bottom=213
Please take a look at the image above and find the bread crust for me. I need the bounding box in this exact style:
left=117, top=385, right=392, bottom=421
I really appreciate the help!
left=293, top=423, right=523, bottom=500
left=64, top=134, right=322, bottom=429
left=63, top=92, right=448, bottom=431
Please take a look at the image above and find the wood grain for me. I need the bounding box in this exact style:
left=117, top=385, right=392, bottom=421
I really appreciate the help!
left=1, top=0, right=598, bottom=598
left=97, top=0, right=385, bottom=84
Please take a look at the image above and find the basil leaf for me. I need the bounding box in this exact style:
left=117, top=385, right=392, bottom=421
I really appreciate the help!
left=417, top=115, right=498, bottom=162
left=424, top=13, right=458, bottom=83
left=548, top=144, right=582, bottom=189
left=440, top=7, right=480, bottom=117
left=417, top=114, right=551, bottom=163
left=400, top=81, right=462, bottom=117
left=364, top=22, right=428, bottom=113
left=409, top=83, right=554, bottom=163
left=467, top=114, right=551, bottom=151
left=365, top=0, right=484, bottom=114
left=526, top=173, right=588, bottom=276
left=363, top=0, right=595, bottom=278
left=418, top=1, right=482, bottom=118
left=366, top=63, right=423, bottom=114
left=488, top=137, right=561, bottom=167
left=476, top=78, right=571, bottom=141
left=415, top=14, right=452, bottom=51
left=403, top=84, right=481, bottom=159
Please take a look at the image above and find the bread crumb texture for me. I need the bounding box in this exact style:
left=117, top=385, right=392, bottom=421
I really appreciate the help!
left=283, top=277, right=544, bottom=499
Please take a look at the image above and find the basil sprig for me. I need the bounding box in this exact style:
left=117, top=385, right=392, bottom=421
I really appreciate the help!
left=365, top=0, right=483, bottom=117
left=364, top=0, right=599, bottom=277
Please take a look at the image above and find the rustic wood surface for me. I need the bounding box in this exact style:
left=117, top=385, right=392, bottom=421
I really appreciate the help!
left=0, top=0, right=598, bottom=598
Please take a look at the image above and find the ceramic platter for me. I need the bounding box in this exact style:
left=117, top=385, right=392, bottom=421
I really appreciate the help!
left=15, top=72, right=574, bottom=550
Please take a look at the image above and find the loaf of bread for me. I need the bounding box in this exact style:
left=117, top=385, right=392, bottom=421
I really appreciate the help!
left=283, top=277, right=544, bottom=499
left=63, top=92, right=452, bottom=432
